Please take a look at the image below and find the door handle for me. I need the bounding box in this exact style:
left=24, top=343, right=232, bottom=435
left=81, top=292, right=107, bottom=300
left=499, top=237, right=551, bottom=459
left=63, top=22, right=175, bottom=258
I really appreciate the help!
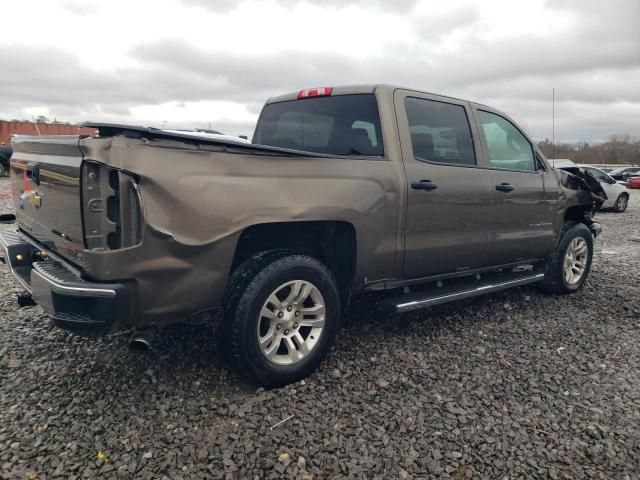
left=495, top=182, right=514, bottom=193
left=411, top=180, right=438, bottom=191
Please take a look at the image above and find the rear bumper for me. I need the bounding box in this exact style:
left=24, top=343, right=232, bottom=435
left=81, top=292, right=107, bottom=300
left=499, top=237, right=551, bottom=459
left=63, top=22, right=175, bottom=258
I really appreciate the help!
left=0, top=230, right=132, bottom=335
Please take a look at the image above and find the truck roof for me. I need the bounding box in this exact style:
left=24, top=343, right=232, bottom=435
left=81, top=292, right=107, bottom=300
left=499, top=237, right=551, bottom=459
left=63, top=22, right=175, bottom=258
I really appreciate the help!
left=265, top=84, right=485, bottom=107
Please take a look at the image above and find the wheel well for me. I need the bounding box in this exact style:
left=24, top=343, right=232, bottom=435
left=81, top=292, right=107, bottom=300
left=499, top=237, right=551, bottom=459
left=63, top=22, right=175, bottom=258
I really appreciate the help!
left=564, top=205, right=592, bottom=224
left=232, top=221, right=357, bottom=305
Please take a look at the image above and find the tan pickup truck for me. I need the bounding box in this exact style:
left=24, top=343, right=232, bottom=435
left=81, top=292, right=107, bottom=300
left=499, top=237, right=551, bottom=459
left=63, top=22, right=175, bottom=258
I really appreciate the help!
left=1, top=85, right=605, bottom=386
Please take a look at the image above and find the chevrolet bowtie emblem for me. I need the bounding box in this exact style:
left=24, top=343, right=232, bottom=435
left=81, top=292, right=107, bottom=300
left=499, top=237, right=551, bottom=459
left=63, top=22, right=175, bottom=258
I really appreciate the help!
left=29, top=191, right=42, bottom=209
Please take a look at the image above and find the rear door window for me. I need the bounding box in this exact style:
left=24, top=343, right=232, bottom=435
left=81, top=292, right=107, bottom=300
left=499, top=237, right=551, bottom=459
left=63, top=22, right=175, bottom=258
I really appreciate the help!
left=254, top=94, right=383, bottom=156
left=404, top=97, right=476, bottom=166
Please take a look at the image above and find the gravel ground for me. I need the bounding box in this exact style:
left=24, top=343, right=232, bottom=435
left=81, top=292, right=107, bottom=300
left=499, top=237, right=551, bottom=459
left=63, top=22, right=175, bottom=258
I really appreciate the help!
left=1, top=176, right=639, bottom=479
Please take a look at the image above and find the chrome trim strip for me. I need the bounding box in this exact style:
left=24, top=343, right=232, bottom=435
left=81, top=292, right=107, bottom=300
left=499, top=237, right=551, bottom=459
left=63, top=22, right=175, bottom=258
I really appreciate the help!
left=396, top=274, right=545, bottom=312
left=0, top=230, right=116, bottom=298
left=31, top=264, right=116, bottom=298
left=11, top=152, right=82, bottom=168
left=15, top=230, right=84, bottom=276
left=0, top=233, right=32, bottom=293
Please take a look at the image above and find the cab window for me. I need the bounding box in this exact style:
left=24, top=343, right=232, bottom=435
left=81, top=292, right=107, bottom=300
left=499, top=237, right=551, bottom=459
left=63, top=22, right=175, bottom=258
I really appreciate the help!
left=405, top=97, right=476, bottom=166
left=254, top=94, right=383, bottom=156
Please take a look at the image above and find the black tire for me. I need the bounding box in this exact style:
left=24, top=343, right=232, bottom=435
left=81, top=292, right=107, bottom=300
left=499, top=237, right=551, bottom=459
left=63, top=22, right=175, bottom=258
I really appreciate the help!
left=221, top=252, right=340, bottom=388
left=613, top=193, right=628, bottom=213
left=537, top=222, right=593, bottom=294
left=0, top=163, right=5, bottom=177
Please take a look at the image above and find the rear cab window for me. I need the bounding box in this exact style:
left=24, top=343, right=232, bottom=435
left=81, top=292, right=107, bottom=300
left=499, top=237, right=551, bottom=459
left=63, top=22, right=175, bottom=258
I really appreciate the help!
left=253, top=94, right=384, bottom=156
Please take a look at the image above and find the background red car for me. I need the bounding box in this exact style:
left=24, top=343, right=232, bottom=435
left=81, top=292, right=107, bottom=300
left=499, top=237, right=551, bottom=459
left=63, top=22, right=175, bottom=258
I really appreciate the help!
left=626, top=176, right=640, bottom=189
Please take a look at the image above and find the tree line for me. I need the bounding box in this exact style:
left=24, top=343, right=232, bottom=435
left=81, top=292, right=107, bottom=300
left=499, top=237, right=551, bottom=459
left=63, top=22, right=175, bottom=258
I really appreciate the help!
left=537, top=134, right=640, bottom=165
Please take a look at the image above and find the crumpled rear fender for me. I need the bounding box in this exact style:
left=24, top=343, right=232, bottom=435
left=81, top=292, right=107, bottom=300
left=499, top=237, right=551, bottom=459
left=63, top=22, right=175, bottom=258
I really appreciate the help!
left=76, top=134, right=400, bottom=327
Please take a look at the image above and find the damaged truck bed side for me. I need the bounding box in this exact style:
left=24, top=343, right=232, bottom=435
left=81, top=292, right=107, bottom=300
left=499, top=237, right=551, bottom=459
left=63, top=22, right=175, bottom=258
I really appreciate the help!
left=1, top=85, right=605, bottom=387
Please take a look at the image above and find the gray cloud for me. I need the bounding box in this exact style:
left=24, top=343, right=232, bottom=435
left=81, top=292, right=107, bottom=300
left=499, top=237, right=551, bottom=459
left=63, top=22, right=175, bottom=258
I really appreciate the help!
left=411, top=3, right=480, bottom=42
left=1, top=46, right=120, bottom=106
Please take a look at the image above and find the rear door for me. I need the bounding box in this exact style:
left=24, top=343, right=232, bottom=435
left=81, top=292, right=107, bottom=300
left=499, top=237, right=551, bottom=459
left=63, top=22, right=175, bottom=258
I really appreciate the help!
left=395, top=91, right=494, bottom=278
left=472, top=108, right=556, bottom=264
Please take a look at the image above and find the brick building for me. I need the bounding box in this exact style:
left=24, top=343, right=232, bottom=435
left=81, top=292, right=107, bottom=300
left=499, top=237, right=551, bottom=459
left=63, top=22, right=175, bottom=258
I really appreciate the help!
left=0, top=120, right=95, bottom=145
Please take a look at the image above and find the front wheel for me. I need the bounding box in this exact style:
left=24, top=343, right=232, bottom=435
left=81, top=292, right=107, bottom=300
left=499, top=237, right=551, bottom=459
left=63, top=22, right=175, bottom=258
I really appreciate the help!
left=221, top=253, right=340, bottom=388
left=613, top=194, right=628, bottom=213
left=538, top=222, right=594, bottom=294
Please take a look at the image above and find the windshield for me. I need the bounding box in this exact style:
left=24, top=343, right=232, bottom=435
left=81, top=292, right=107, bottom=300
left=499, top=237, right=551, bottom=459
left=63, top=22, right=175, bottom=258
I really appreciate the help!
left=253, top=94, right=384, bottom=156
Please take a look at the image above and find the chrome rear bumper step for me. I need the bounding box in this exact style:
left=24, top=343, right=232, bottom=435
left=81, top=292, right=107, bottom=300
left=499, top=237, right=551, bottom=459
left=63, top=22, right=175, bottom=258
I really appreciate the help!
left=383, top=270, right=545, bottom=313
left=0, top=229, right=131, bottom=335
left=0, top=229, right=33, bottom=292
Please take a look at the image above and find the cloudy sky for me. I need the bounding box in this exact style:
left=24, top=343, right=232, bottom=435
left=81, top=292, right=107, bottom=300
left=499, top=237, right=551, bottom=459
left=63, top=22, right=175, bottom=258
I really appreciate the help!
left=1, top=0, right=638, bottom=142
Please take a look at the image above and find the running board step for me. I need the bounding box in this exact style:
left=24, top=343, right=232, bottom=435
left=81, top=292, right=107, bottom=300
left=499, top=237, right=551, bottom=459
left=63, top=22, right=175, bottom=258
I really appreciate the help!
left=383, top=270, right=545, bottom=313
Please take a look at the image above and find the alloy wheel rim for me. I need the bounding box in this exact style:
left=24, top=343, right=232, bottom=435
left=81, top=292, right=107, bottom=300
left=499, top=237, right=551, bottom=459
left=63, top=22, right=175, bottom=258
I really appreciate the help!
left=563, top=237, right=588, bottom=285
left=618, top=196, right=627, bottom=210
left=257, top=280, right=326, bottom=365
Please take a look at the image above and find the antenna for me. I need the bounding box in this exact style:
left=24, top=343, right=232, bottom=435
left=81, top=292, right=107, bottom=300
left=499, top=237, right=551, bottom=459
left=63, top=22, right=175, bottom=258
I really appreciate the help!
left=552, top=88, right=555, bottom=167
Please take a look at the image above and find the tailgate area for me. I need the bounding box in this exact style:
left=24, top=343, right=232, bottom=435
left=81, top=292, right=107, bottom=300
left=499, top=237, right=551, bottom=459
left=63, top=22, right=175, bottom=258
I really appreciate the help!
left=0, top=229, right=132, bottom=335
left=10, top=135, right=85, bottom=262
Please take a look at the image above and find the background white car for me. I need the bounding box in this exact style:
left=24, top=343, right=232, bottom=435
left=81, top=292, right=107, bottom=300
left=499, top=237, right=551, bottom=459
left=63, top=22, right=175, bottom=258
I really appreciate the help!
left=580, top=165, right=630, bottom=212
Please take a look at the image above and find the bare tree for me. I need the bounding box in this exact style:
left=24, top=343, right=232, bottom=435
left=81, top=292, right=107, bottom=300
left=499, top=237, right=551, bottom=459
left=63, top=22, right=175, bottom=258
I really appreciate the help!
left=537, top=135, right=640, bottom=165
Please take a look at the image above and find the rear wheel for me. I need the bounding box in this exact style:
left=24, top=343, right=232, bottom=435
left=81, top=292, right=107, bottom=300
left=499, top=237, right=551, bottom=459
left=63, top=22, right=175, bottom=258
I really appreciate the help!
left=221, top=253, right=340, bottom=388
left=613, top=193, right=628, bottom=213
left=0, top=163, right=5, bottom=177
left=538, top=222, right=593, bottom=294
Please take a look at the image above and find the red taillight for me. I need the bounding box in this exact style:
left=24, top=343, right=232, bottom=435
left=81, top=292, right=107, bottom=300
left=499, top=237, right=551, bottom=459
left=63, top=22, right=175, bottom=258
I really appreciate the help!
left=297, top=87, right=333, bottom=99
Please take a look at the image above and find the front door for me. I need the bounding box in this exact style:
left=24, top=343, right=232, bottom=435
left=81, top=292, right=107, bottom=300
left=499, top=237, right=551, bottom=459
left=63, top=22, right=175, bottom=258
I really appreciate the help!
left=395, top=91, right=494, bottom=278
left=473, top=108, right=556, bottom=264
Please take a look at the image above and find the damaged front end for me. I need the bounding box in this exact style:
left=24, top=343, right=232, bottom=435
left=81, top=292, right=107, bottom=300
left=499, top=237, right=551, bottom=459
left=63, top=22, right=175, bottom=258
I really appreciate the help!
left=557, top=167, right=606, bottom=237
